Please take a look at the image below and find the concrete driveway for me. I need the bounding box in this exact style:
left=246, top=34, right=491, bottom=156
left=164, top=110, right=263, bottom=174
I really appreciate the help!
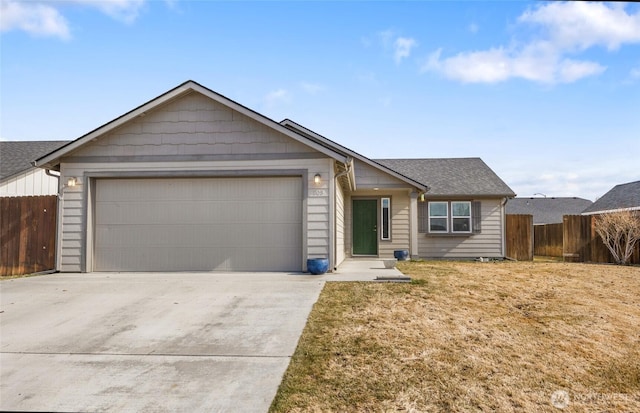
left=0, top=272, right=325, bottom=412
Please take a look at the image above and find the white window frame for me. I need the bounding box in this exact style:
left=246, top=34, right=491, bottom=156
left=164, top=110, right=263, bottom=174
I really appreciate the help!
left=451, top=201, right=472, bottom=233
left=428, top=201, right=449, bottom=233
left=381, top=197, right=391, bottom=240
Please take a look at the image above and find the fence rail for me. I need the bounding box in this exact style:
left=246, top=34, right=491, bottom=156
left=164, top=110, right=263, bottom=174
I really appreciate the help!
left=1, top=196, right=57, bottom=276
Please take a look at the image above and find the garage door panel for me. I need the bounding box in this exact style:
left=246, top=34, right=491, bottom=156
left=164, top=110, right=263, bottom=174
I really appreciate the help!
left=94, top=177, right=303, bottom=272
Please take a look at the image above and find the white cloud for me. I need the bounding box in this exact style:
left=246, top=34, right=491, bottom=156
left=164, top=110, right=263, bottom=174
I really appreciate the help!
left=376, top=30, right=417, bottom=64
left=631, top=66, right=640, bottom=79
left=519, top=1, right=640, bottom=51
left=423, top=2, right=639, bottom=84
left=424, top=44, right=605, bottom=84
left=264, top=89, right=291, bottom=107
left=300, top=82, right=325, bottom=95
left=468, top=23, right=479, bottom=34
left=0, top=0, right=148, bottom=39
left=0, top=1, right=70, bottom=39
left=73, top=0, right=146, bottom=24
left=393, top=37, right=417, bottom=64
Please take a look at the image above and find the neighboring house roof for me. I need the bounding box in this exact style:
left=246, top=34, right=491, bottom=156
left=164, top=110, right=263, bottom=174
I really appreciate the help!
left=374, top=158, right=516, bottom=197
left=582, top=180, right=640, bottom=215
left=506, top=197, right=593, bottom=224
left=0, top=140, right=68, bottom=181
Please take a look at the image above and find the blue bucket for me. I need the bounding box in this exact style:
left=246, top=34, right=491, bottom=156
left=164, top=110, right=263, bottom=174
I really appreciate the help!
left=307, top=258, right=329, bottom=275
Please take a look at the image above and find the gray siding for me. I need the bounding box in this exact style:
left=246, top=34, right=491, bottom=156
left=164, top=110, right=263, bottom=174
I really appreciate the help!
left=57, top=92, right=332, bottom=272
left=353, top=160, right=410, bottom=189
left=380, top=192, right=410, bottom=258
left=418, top=198, right=504, bottom=258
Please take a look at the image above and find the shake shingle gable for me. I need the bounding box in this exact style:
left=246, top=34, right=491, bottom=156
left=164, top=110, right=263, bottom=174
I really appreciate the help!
left=374, top=158, right=515, bottom=197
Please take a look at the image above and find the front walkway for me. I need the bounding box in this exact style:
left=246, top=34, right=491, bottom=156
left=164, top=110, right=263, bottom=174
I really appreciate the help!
left=318, top=258, right=405, bottom=281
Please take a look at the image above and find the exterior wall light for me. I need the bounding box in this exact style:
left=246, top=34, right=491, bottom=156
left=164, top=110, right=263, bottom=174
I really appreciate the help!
left=314, top=173, right=321, bottom=184
left=67, top=177, right=78, bottom=187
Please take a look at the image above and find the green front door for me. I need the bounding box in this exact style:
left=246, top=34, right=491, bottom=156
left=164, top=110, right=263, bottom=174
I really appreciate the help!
left=353, top=199, right=378, bottom=255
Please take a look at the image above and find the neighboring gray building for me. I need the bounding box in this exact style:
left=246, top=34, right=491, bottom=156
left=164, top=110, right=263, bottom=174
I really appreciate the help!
left=582, top=180, right=640, bottom=215
left=506, top=197, right=593, bottom=224
left=33, top=80, right=515, bottom=273
left=0, top=140, right=68, bottom=196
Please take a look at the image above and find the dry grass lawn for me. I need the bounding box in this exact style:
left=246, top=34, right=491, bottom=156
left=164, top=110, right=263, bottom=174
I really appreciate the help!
left=270, top=261, right=640, bottom=412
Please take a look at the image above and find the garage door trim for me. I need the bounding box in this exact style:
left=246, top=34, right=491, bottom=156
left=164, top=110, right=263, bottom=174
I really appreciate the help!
left=83, top=169, right=309, bottom=272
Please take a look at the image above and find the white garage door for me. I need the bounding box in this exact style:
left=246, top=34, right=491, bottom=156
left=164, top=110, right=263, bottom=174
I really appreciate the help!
left=94, top=177, right=302, bottom=272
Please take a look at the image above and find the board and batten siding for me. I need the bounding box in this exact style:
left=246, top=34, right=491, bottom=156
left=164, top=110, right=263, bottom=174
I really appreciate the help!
left=418, top=198, right=504, bottom=258
left=56, top=92, right=332, bottom=272
left=0, top=168, right=59, bottom=197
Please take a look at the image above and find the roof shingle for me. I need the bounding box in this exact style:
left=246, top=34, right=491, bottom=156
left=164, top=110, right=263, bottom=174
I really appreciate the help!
left=582, top=180, right=640, bottom=214
left=0, top=141, right=69, bottom=180
left=374, top=158, right=515, bottom=197
left=506, top=197, right=593, bottom=224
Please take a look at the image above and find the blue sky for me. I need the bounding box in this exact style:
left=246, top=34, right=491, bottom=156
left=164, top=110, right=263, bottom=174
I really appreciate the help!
left=1, top=1, right=639, bottom=201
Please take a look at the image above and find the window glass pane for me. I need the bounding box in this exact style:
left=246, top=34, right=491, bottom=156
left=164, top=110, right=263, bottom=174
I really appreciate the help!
left=452, top=202, right=470, bottom=217
left=381, top=198, right=390, bottom=240
left=453, top=217, right=471, bottom=232
left=429, top=202, right=447, bottom=216
left=430, top=217, right=447, bottom=232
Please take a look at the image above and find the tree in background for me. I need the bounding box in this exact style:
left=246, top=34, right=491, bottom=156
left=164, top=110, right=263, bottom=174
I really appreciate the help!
left=594, top=211, right=640, bottom=265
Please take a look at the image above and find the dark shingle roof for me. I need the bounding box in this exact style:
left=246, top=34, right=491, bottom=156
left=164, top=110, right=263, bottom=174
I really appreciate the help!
left=506, top=197, right=593, bottom=224
left=0, top=141, right=69, bottom=180
left=375, top=158, right=515, bottom=197
left=582, top=180, right=640, bottom=214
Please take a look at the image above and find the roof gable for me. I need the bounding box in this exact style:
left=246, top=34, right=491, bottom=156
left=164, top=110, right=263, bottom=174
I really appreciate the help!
left=582, top=180, right=640, bottom=214
left=34, top=81, right=347, bottom=169
left=0, top=141, right=68, bottom=180
left=375, top=158, right=515, bottom=197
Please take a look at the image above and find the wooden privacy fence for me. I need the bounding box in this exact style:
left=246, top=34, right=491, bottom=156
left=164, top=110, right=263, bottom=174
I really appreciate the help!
left=562, top=214, right=640, bottom=264
left=1, top=196, right=57, bottom=276
left=506, top=214, right=533, bottom=261
left=534, top=223, right=563, bottom=257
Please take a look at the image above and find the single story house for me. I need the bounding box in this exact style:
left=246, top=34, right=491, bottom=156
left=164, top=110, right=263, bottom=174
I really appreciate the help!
left=33, top=80, right=515, bottom=273
left=506, top=197, right=593, bottom=224
left=0, top=141, right=68, bottom=197
left=582, top=180, right=640, bottom=215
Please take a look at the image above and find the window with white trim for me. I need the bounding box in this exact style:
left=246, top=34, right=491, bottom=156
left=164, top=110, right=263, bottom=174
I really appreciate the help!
left=381, top=197, right=391, bottom=240
left=428, top=202, right=448, bottom=233
left=451, top=201, right=471, bottom=233
left=420, top=201, right=481, bottom=234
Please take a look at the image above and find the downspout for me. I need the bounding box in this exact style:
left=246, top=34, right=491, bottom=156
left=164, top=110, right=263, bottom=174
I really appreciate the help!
left=333, top=158, right=353, bottom=270
left=45, top=169, right=62, bottom=272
